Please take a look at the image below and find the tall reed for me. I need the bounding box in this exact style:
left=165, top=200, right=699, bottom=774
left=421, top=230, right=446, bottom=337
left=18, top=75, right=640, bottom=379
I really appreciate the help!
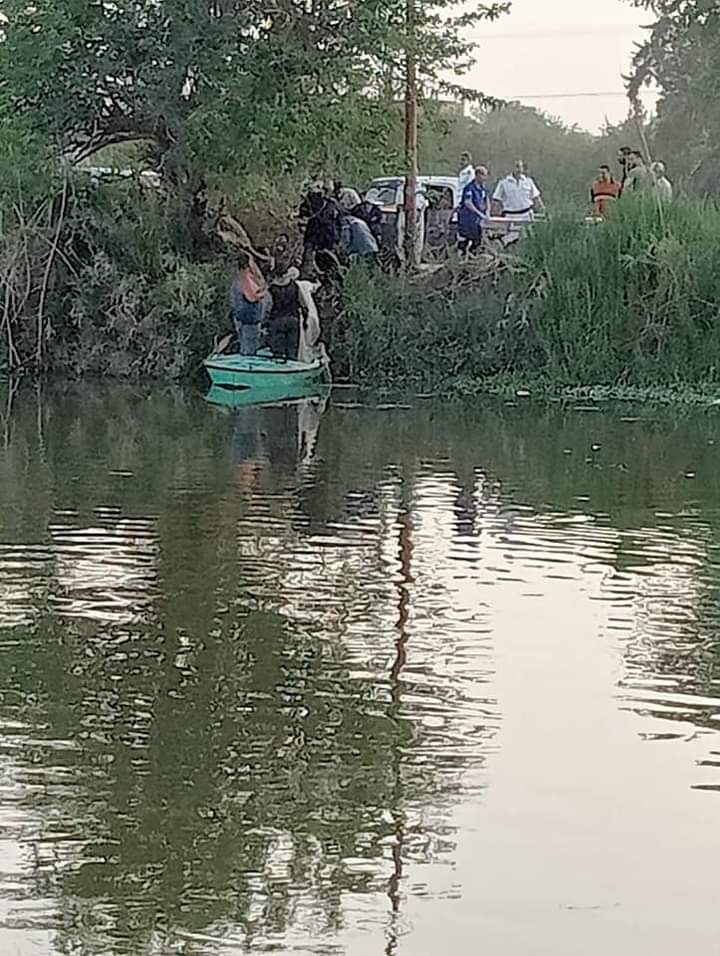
left=332, top=198, right=720, bottom=392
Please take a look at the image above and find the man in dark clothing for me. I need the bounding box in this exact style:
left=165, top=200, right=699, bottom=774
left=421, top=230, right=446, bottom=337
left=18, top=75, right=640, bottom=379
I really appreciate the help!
left=268, top=271, right=307, bottom=360
left=299, top=184, right=341, bottom=276
left=617, top=146, right=633, bottom=194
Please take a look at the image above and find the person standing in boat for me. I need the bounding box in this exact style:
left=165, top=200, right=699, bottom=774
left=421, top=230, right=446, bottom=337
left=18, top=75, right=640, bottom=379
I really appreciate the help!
left=230, top=251, right=272, bottom=355
left=491, top=159, right=544, bottom=222
left=590, top=165, right=621, bottom=218
left=457, top=165, right=490, bottom=254
left=267, top=267, right=306, bottom=361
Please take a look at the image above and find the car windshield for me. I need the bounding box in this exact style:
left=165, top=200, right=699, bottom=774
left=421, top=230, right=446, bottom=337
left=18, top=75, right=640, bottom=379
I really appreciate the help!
left=366, top=182, right=402, bottom=206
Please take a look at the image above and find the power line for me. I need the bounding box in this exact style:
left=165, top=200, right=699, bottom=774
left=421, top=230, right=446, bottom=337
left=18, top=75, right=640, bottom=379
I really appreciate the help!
left=468, top=27, right=644, bottom=41
left=506, top=90, right=661, bottom=100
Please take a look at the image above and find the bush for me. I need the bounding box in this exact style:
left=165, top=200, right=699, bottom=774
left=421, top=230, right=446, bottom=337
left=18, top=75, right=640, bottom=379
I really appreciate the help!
left=328, top=256, right=527, bottom=390
left=0, top=179, right=232, bottom=378
left=517, top=198, right=720, bottom=384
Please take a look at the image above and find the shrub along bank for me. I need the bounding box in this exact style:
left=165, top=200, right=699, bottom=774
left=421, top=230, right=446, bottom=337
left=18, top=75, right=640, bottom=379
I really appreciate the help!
left=0, top=179, right=238, bottom=379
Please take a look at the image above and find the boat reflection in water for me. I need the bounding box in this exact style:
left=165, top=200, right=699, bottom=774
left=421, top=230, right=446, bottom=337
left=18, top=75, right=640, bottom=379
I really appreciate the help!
left=205, top=380, right=330, bottom=411
left=205, top=383, right=331, bottom=483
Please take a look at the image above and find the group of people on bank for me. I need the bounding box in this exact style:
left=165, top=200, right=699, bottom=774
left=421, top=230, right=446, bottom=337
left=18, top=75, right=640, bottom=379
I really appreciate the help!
left=229, top=147, right=676, bottom=358
left=456, top=146, right=675, bottom=249
left=298, top=179, right=381, bottom=276
left=590, top=147, right=673, bottom=217
left=229, top=179, right=380, bottom=358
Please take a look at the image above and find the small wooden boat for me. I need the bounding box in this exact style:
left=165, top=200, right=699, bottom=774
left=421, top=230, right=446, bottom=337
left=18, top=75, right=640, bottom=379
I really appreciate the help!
left=203, top=351, right=331, bottom=391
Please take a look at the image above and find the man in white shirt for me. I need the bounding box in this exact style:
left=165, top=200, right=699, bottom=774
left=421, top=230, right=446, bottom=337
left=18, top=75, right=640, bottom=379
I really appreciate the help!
left=458, top=152, right=474, bottom=194
left=492, top=159, right=544, bottom=221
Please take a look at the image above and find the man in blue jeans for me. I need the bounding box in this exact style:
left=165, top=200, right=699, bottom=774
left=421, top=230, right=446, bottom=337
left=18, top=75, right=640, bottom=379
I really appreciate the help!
left=230, top=252, right=273, bottom=354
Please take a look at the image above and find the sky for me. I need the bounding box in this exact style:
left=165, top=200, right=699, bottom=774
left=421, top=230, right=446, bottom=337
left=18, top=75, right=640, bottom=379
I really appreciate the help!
left=465, top=0, right=658, bottom=131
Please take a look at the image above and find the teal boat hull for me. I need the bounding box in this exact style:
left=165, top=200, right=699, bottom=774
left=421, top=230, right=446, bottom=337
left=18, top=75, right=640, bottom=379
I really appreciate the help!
left=205, top=382, right=331, bottom=409
left=203, top=353, right=331, bottom=391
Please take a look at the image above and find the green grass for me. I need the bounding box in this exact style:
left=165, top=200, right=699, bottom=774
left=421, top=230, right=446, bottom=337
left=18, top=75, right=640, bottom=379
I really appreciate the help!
left=330, top=197, right=720, bottom=397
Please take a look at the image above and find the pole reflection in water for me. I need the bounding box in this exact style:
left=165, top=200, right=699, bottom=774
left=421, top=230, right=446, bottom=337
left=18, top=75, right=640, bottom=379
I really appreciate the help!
left=386, top=500, right=414, bottom=956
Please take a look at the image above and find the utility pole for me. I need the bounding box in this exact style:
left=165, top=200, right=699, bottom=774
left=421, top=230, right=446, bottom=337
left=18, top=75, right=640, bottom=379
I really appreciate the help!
left=403, top=0, right=418, bottom=269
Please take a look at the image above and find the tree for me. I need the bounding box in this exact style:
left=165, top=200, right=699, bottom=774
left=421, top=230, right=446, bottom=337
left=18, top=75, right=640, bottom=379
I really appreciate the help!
left=416, top=103, right=634, bottom=204
left=0, top=0, right=508, bottom=191
left=628, top=0, right=720, bottom=195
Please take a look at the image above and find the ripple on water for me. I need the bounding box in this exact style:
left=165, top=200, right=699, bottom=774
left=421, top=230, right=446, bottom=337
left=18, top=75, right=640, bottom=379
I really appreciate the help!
left=0, top=545, right=52, bottom=629
left=48, top=519, right=158, bottom=624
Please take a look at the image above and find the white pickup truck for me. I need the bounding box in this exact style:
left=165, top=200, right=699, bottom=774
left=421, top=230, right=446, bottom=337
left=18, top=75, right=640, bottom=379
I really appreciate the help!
left=365, top=175, right=461, bottom=259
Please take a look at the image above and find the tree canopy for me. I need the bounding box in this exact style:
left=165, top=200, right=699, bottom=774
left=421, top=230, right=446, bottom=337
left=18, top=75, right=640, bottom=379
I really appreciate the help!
left=628, top=0, right=720, bottom=195
left=0, top=0, right=508, bottom=190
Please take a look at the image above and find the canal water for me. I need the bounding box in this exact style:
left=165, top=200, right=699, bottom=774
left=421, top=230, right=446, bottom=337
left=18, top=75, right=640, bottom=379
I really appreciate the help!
left=0, top=385, right=718, bottom=955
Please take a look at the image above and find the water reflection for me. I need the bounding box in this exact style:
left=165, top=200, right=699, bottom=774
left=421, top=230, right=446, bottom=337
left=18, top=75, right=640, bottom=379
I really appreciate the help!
left=0, top=386, right=718, bottom=954
left=49, top=518, right=158, bottom=624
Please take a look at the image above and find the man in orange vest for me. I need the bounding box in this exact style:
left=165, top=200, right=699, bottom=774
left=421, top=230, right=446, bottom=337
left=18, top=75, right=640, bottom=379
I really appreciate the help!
left=590, top=165, right=621, bottom=218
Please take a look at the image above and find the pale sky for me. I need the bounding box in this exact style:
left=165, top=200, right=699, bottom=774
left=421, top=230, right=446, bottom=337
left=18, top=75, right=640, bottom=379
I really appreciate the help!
left=466, top=0, right=658, bottom=131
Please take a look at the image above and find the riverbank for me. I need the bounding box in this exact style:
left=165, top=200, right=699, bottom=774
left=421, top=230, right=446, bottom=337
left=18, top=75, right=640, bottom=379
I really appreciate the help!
left=3, top=190, right=720, bottom=404
left=330, top=197, right=720, bottom=402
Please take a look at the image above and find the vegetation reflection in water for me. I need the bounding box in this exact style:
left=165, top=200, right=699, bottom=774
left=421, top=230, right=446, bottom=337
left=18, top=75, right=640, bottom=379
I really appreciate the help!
left=0, top=385, right=718, bottom=954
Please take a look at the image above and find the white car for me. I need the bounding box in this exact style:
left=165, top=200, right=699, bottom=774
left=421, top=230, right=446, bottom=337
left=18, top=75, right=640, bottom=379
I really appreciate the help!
left=80, top=166, right=162, bottom=188
left=365, top=176, right=461, bottom=258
